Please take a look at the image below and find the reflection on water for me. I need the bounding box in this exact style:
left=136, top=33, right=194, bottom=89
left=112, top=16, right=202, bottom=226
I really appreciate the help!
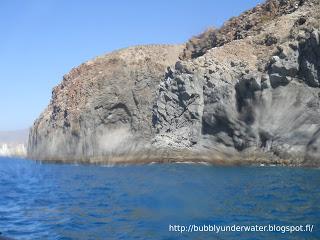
left=0, top=157, right=319, bottom=239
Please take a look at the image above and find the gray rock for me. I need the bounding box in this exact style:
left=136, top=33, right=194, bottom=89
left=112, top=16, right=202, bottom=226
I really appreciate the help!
left=298, top=29, right=320, bottom=87
left=269, top=73, right=292, bottom=87
left=28, top=0, right=320, bottom=166
left=305, top=128, right=320, bottom=166
left=28, top=45, right=183, bottom=161
left=152, top=27, right=320, bottom=166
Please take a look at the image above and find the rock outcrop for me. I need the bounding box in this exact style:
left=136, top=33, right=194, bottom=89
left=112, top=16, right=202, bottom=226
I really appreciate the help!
left=153, top=0, right=320, bottom=166
left=180, top=0, right=318, bottom=59
left=29, top=0, right=320, bottom=166
left=28, top=45, right=183, bottom=161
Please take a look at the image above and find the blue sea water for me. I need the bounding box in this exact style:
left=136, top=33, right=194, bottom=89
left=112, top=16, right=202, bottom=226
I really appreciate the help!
left=0, top=157, right=319, bottom=240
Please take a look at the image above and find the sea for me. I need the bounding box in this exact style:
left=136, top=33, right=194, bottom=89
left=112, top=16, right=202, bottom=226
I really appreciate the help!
left=0, top=157, right=319, bottom=240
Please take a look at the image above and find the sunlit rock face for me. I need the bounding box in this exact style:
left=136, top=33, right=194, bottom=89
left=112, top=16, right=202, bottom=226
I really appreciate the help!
left=29, top=0, right=320, bottom=166
left=28, top=45, right=183, bottom=161
left=153, top=0, right=320, bottom=166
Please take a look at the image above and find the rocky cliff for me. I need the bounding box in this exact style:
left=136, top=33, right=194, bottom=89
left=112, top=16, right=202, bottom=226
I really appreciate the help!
left=29, top=0, right=320, bottom=166
left=28, top=45, right=183, bottom=161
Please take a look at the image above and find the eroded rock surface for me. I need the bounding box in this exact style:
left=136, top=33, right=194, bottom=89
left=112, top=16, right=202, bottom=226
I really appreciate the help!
left=153, top=0, right=320, bottom=166
left=28, top=45, right=183, bottom=161
left=29, top=0, right=320, bottom=166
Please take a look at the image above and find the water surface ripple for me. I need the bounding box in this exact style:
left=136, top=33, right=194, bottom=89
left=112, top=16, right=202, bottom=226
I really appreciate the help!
left=0, top=157, right=319, bottom=239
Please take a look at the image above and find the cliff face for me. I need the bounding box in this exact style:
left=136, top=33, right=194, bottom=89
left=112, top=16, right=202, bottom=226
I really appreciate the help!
left=29, top=0, right=320, bottom=166
left=28, top=45, right=183, bottom=161
left=153, top=0, right=320, bottom=166
left=180, top=0, right=317, bottom=59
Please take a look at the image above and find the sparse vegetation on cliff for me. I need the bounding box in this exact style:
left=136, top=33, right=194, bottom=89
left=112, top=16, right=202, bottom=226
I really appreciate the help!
left=28, top=0, right=320, bottom=166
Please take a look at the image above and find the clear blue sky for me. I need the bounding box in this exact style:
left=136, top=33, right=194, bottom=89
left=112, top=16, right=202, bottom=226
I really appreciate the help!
left=0, top=0, right=263, bottom=131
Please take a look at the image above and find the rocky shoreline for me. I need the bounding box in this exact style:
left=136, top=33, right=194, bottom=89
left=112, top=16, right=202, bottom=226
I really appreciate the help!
left=29, top=149, right=318, bottom=168
left=28, top=0, right=320, bottom=167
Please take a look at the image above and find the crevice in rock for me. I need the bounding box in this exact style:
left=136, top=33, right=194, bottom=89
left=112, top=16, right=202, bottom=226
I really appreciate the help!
left=109, top=103, right=132, bottom=117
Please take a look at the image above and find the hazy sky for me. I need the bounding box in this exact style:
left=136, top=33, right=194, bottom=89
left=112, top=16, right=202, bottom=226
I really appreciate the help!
left=0, top=0, right=263, bottom=131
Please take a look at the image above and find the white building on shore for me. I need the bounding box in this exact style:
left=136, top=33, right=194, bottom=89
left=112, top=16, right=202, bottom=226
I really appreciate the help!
left=0, top=143, right=27, bottom=158
left=0, top=129, right=28, bottom=158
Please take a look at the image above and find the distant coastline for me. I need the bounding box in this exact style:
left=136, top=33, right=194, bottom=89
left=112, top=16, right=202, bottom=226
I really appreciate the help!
left=0, top=129, right=28, bottom=158
left=0, top=143, right=27, bottom=158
